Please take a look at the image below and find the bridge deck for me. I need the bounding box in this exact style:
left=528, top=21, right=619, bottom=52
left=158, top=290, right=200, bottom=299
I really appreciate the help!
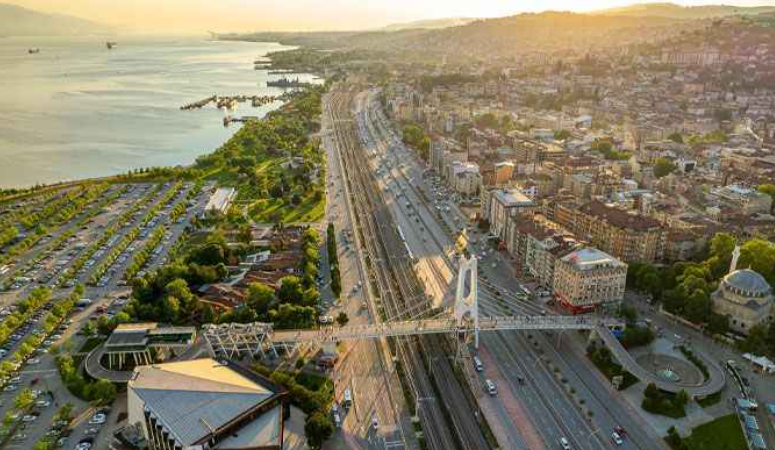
left=271, top=315, right=616, bottom=343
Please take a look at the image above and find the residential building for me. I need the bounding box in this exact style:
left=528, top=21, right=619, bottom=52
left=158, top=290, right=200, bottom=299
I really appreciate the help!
left=553, top=247, right=628, bottom=313
left=554, top=201, right=666, bottom=262
left=483, top=188, right=537, bottom=242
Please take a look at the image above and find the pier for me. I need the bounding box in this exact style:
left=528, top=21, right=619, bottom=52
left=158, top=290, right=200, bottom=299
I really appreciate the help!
left=180, top=95, right=277, bottom=111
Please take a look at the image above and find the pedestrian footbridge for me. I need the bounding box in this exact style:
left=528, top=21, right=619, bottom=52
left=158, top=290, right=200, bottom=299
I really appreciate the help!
left=595, top=326, right=725, bottom=397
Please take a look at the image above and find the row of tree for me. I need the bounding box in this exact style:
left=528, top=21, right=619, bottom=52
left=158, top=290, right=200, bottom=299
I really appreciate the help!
left=401, top=123, right=431, bottom=161
left=326, top=223, right=341, bottom=298
left=59, top=184, right=163, bottom=285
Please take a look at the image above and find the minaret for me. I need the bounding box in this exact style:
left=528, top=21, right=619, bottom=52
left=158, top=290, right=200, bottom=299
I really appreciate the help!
left=729, top=245, right=741, bottom=274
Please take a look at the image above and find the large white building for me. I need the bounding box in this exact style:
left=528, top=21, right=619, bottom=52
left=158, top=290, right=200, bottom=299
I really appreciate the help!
left=127, top=358, right=287, bottom=450
left=553, top=247, right=628, bottom=314
left=205, top=188, right=237, bottom=215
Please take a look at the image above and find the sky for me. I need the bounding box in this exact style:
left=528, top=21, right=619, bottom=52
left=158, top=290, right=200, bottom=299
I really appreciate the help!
left=7, top=0, right=775, bottom=33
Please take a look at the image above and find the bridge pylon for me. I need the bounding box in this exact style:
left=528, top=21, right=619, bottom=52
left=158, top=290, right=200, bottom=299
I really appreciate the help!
left=453, top=255, right=479, bottom=349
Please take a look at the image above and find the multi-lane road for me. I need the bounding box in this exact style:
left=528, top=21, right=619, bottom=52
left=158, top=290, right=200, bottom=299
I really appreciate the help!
left=350, top=85, right=671, bottom=450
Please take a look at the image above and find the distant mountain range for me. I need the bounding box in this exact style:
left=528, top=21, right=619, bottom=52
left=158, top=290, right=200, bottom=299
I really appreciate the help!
left=594, top=2, right=775, bottom=19
left=379, top=17, right=478, bottom=31
left=0, top=2, right=114, bottom=36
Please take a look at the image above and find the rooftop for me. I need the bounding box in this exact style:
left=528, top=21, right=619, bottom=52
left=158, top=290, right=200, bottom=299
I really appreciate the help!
left=493, top=188, right=534, bottom=208
left=129, top=358, right=279, bottom=448
left=723, top=269, right=772, bottom=295
left=560, top=247, right=626, bottom=271
left=580, top=201, right=662, bottom=230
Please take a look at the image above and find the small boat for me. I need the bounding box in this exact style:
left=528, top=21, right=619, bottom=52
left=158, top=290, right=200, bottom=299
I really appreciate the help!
left=106, top=42, right=117, bottom=50
left=27, top=48, right=40, bottom=54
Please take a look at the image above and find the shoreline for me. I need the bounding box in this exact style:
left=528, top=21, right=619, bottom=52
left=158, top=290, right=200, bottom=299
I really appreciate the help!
left=0, top=39, right=313, bottom=190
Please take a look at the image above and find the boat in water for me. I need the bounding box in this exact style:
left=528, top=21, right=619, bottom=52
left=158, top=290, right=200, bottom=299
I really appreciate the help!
left=27, top=48, right=40, bottom=54
left=106, top=42, right=117, bottom=50
left=266, top=77, right=308, bottom=88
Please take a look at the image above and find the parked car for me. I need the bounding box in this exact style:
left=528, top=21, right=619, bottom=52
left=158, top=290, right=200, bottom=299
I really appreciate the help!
left=88, top=413, right=106, bottom=425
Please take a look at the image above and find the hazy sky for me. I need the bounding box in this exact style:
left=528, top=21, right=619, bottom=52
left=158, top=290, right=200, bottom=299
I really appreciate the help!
left=8, top=0, right=775, bottom=33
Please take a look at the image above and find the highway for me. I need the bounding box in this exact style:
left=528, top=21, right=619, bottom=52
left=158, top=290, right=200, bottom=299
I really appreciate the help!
left=354, top=86, right=672, bottom=450
left=328, top=86, right=490, bottom=450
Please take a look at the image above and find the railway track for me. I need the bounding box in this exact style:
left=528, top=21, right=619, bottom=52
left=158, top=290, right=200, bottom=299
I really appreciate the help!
left=328, top=88, right=464, bottom=450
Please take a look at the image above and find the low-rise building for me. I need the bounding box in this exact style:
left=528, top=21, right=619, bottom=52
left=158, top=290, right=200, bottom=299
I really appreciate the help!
left=205, top=187, right=236, bottom=215
left=127, top=358, right=287, bottom=450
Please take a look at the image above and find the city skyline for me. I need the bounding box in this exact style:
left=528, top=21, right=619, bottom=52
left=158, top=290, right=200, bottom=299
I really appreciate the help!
left=5, top=0, right=775, bottom=33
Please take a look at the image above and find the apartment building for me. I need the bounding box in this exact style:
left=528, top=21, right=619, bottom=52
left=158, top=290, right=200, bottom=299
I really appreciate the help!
left=553, top=201, right=666, bottom=262
left=482, top=187, right=537, bottom=243
left=553, top=247, right=628, bottom=314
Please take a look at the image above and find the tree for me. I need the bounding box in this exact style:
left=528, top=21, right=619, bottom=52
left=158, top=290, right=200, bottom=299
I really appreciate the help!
left=667, top=132, right=684, bottom=144
left=644, top=383, right=659, bottom=399
left=278, top=276, right=305, bottom=305
left=14, top=388, right=35, bottom=410
left=654, top=157, right=677, bottom=178
left=305, top=411, right=334, bottom=449
left=336, top=312, right=349, bottom=327
left=87, top=380, right=117, bottom=405
left=759, top=184, right=775, bottom=213
left=247, top=282, right=275, bottom=315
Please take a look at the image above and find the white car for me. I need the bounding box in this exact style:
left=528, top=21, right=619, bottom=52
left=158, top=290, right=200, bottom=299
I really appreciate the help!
left=88, top=413, right=106, bottom=425
left=27, top=358, right=40, bottom=365
left=611, top=432, right=623, bottom=446
left=21, top=414, right=37, bottom=422
left=560, top=437, right=571, bottom=450
left=35, top=400, right=51, bottom=408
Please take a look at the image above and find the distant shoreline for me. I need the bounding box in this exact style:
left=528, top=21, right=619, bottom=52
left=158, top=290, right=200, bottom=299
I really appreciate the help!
left=0, top=38, right=306, bottom=189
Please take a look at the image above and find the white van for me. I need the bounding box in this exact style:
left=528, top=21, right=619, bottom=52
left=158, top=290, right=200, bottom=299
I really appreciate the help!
left=485, top=379, right=497, bottom=396
left=333, top=413, right=341, bottom=428
left=473, top=356, right=484, bottom=372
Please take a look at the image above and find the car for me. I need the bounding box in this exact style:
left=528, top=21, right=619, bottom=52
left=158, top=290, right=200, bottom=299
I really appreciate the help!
left=3, top=384, right=17, bottom=392
left=84, top=427, right=100, bottom=436
left=75, top=443, right=92, bottom=450
left=88, top=413, right=106, bottom=425
left=612, top=432, right=623, bottom=445
left=11, top=433, right=27, bottom=441
left=22, top=414, right=38, bottom=422
left=485, top=379, right=497, bottom=396
left=56, top=437, right=68, bottom=447
left=8, top=376, right=21, bottom=384
left=27, top=358, right=40, bottom=365
left=35, top=400, right=51, bottom=408
left=473, top=356, right=484, bottom=372
left=614, top=426, right=627, bottom=437
left=371, top=414, right=379, bottom=430
left=560, top=437, right=571, bottom=450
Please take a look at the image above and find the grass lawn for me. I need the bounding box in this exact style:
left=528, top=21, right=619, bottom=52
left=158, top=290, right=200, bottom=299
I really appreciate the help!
left=697, top=391, right=723, bottom=408
left=78, top=337, right=106, bottom=354
left=683, top=414, right=747, bottom=450
left=249, top=191, right=325, bottom=223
